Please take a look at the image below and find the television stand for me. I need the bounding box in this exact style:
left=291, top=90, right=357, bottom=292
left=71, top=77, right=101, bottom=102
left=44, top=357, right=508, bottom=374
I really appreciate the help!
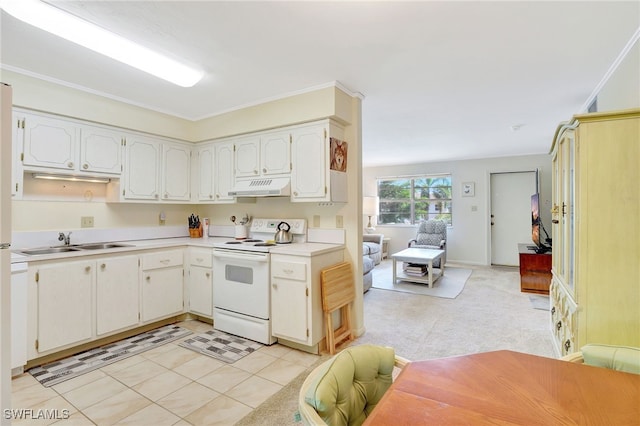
left=518, top=243, right=552, bottom=294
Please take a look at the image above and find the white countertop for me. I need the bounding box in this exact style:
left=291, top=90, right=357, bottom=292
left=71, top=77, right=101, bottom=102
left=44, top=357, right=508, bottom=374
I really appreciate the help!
left=11, top=236, right=343, bottom=262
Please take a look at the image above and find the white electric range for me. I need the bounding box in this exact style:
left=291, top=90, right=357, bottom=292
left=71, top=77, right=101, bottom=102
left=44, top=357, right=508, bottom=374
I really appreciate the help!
left=211, top=218, right=307, bottom=344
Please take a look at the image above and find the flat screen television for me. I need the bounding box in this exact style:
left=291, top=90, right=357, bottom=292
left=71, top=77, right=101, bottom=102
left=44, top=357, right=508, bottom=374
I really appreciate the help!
left=530, top=193, right=550, bottom=253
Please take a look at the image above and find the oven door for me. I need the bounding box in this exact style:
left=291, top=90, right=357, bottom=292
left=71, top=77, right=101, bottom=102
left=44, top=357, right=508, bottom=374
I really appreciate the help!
left=212, top=249, right=270, bottom=319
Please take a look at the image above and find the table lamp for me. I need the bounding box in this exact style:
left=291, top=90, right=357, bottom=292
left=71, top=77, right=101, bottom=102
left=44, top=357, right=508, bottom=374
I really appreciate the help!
left=363, top=196, right=379, bottom=232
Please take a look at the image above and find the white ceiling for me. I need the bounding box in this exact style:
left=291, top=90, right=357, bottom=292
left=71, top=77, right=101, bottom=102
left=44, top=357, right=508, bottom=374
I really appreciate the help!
left=1, top=1, right=638, bottom=167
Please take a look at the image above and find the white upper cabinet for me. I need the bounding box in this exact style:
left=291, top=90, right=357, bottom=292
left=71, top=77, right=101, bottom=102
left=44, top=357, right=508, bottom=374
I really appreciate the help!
left=196, top=143, right=215, bottom=201
left=291, top=121, right=347, bottom=203
left=234, top=135, right=261, bottom=178
left=162, top=142, right=191, bottom=201
left=234, top=131, right=291, bottom=179
left=118, top=136, right=191, bottom=202
left=79, top=125, right=122, bottom=175
left=123, top=135, right=161, bottom=200
left=21, top=113, right=78, bottom=171
left=214, top=141, right=235, bottom=203
left=261, top=131, right=291, bottom=176
left=18, top=110, right=122, bottom=177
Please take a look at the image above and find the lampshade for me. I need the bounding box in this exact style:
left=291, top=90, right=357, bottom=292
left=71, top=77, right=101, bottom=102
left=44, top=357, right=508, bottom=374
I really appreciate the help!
left=363, top=196, right=379, bottom=216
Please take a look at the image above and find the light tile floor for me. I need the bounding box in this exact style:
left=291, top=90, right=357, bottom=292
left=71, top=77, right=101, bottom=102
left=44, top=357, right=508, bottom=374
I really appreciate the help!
left=10, top=320, right=320, bottom=425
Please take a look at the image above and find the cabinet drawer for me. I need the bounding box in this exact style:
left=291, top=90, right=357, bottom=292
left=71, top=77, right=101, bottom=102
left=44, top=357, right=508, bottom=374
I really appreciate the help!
left=272, top=261, right=306, bottom=281
left=190, top=250, right=213, bottom=268
left=142, top=250, right=184, bottom=270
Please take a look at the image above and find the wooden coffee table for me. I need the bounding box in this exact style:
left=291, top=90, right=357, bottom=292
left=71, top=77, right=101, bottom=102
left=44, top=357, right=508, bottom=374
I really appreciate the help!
left=391, top=248, right=445, bottom=288
left=364, top=350, right=640, bottom=425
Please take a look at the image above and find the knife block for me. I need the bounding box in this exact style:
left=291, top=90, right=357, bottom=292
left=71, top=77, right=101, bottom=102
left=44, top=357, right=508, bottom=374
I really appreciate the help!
left=189, top=225, right=203, bottom=238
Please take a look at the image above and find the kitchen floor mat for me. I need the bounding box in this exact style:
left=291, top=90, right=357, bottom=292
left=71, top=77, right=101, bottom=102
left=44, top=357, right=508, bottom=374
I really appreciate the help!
left=29, top=325, right=192, bottom=387
left=179, top=329, right=263, bottom=364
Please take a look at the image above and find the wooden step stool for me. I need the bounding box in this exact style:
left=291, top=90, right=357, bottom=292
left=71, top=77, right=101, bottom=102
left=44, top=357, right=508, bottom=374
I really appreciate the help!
left=321, top=261, right=355, bottom=355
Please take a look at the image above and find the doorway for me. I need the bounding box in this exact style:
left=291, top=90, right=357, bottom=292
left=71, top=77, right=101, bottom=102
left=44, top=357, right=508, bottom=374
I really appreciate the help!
left=490, top=171, right=537, bottom=266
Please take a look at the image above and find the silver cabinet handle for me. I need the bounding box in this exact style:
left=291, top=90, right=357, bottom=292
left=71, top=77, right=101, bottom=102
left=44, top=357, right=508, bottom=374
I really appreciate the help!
left=85, top=266, right=91, bottom=272
left=100, top=263, right=106, bottom=269
left=67, top=161, right=74, bottom=168
left=83, top=163, right=89, bottom=169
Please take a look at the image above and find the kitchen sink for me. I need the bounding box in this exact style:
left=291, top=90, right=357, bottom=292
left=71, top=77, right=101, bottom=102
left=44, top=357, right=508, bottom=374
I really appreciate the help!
left=76, top=243, right=133, bottom=250
left=20, top=246, right=83, bottom=255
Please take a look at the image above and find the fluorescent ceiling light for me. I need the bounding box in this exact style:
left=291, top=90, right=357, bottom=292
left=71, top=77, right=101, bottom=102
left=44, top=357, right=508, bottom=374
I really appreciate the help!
left=32, top=173, right=111, bottom=184
left=0, top=0, right=204, bottom=87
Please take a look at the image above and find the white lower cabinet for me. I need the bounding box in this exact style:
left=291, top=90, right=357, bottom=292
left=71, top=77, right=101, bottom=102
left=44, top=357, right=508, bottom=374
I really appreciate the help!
left=271, top=259, right=308, bottom=342
left=35, top=260, right=94, bottom=354
left=141, top=249, right=185, bottom=322
left=270, top=249, right=344, bottom=350
left=188, top=248, right=213, bottom=318
left=96, top=255, right=140, bottom=336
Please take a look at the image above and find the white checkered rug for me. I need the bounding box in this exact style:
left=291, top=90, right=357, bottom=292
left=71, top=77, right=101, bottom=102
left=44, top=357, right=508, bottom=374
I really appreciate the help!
left=179, top=329, right=263, bottom=363
left=29, top=325, right=192, bottom=387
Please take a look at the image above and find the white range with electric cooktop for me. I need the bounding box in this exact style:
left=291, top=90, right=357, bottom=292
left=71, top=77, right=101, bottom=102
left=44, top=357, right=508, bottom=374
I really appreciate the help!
left=211, top=218, right=307, bottom=345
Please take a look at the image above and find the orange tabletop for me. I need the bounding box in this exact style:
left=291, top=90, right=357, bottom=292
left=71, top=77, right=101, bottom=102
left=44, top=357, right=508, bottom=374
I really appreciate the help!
left=364, top=350, right=640, bottom=425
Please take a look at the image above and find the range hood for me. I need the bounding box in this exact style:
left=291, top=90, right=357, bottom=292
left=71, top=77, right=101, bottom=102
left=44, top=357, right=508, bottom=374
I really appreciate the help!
left=228, top=177, right=291, bottom=197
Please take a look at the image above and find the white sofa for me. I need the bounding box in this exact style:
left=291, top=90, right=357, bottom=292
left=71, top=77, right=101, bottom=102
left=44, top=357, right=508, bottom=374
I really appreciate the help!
left=363, top=234, right=384, bottom=292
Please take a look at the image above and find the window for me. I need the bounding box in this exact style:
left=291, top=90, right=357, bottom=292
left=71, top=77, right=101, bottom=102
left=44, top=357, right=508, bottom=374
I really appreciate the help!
left=378, top=175, right=452, bottom=225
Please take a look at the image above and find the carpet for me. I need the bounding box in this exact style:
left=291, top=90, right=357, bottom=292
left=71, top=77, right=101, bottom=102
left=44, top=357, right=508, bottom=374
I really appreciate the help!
left=372, top=266, right=472, bottom=299
left=529, top=294, right=550, bottom=311
left=179, top=329, right=263, bottom=363
left=29, top=325, right=191, bottom=387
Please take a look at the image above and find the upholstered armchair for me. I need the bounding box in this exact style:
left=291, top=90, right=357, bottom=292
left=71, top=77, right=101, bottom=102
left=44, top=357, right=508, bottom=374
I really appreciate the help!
left=562, top=344, right=640, bottom=375
left=408, top=219, right=447, bottom=268
left=298, top=344, right=409, bottom=426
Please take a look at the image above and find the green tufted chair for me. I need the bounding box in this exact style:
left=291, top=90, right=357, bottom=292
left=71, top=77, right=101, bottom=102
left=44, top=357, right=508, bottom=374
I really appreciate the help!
left=298, top=344, right=409, bottom=426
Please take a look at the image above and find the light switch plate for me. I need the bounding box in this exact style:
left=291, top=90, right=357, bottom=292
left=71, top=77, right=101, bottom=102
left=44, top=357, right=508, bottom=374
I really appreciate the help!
left=336, top=215, right=343, bottom=228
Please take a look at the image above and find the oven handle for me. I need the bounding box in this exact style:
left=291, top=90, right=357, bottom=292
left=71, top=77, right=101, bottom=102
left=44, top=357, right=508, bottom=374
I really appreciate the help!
left=213, top=251, right=270, bottom=262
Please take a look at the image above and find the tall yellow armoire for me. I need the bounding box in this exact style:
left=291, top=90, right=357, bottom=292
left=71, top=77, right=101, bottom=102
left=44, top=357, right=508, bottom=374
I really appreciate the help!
left=549, top=108, right=639, bottom=357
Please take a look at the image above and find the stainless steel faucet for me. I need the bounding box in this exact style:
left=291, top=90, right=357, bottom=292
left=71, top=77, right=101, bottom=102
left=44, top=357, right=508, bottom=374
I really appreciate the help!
left=58, top=232, right=72, bottom=246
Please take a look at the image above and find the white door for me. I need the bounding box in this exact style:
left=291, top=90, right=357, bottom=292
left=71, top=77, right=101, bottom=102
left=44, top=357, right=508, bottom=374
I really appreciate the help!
left=291, top=124, right=327, bottom=201
left=22, top=113, right=78, bottom=170
left=197, top=144, right=214, bottom=201
left=490, top=171, right=536, bottom=266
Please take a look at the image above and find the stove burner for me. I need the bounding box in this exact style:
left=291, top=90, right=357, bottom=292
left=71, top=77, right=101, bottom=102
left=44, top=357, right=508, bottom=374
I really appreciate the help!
left=244, top=239, right=264, bottom=243
left=254, top=243, right=276, bottom=247
left=225, top=241, right=242, bottom=244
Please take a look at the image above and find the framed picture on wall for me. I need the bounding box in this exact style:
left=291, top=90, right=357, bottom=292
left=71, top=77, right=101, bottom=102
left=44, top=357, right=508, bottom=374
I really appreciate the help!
left=462, top=182, right=475, bottom=197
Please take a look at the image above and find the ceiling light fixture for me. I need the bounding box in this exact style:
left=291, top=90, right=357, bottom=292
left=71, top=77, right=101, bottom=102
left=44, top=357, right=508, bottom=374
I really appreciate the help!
left=0, top=0, right=204, bottom=87
left=32, top=173, right=111, bottom=184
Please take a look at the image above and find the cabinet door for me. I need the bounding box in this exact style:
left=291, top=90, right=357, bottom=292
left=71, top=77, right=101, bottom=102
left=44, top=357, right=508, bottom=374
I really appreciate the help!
left=197, top=144, right=215, bottom=201
left=22, top=113, right=78, bottom=171
left=214, top=142, right=235, bottom=202
left=79, top=125, right=122, bottom=175
left=123, top=136, right=160, bottom=200
left=11, top=112, right=24, bottom=197
left=141, top=266, right=184, bottom=322
left=291, top=125, right=327, bottom=201
left=162, top=142, right=191, bottom=201
left=96, top=256, right=140, bottom=336
left=37, top=261, right=93, bottom=353
left=261, top=131, right=291, bottom=175
left=271, top=260, right=309, bottom=343
left=189, top=265, right=212, bottom=317
left=234, top=136, right=260, bottom=178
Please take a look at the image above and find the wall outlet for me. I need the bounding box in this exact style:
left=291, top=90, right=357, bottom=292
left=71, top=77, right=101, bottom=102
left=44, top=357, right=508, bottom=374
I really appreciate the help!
left=336, top=215, right=343, bottom=228
left=159, top=211, right=166, bottom=226
left=81, top=216, right=94, bottom=228
left=313, top=215, right=320, bottom=227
